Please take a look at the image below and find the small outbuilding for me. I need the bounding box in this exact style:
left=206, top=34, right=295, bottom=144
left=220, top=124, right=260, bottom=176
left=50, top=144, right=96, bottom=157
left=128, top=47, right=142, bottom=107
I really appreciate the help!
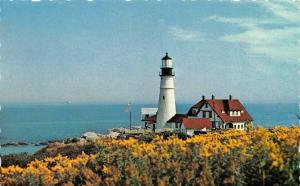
left=182, top=118, right=213, bottom=136
left=141, top=108, right=158, bottom=131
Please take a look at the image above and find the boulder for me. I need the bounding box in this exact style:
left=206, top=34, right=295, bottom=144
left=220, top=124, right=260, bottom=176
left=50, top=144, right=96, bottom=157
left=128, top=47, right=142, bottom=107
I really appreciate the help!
left=97, top=134, right=107, bottom=138
left=131, top=126, right=142, bottom=130
left=18, top=142, right=29, bottom=146
left=2, top=142, right=19, bottom=147
left=38, top=140, right=63, bottom=146
left=39, top=141, right=49, bottom=146
left=81, top=132, right=100, bottom=142
left=107, top=131, right=120, bottom=139
left=108, top=128, right=129, bottom=134
left=64, top=137, right=80, bottom=144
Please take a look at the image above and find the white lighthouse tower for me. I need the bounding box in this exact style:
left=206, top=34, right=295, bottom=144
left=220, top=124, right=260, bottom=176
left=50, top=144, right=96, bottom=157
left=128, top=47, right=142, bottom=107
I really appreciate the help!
left=156, top=52, right=176, bottom=129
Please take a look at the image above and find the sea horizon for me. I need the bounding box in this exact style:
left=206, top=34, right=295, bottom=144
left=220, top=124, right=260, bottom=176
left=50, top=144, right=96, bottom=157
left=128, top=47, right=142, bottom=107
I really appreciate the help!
left=0, top=103, right=298, bottom=152
left=0, top=101, right=298, bottom=105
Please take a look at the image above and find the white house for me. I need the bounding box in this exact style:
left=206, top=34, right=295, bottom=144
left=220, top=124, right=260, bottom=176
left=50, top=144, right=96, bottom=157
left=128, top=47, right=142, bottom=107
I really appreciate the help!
left=165, top=95, right=253, bottom=134
left=185, top=95, right=253, bottom=131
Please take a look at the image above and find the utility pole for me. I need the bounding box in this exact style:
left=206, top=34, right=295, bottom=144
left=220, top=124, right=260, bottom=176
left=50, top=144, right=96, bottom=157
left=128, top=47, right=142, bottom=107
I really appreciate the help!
left=130, top=111, right=132, bottom=130
left=125, top=102, right=132, bottom=130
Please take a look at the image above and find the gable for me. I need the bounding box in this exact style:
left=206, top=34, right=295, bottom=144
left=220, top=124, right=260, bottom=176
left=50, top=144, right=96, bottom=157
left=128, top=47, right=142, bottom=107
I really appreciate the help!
left=196, top=102, right=215, bottom=117
left=187, top=100, right=205, bottom=116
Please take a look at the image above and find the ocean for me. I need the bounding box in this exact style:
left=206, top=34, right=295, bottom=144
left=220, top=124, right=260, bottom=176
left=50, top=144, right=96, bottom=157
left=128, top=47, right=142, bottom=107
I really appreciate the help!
left=0, top=103, right=298, bottom=155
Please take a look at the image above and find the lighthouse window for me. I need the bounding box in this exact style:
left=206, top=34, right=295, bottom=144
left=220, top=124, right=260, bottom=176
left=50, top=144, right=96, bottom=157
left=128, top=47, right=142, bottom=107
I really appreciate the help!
left=163, top=96, right=165, bottom=100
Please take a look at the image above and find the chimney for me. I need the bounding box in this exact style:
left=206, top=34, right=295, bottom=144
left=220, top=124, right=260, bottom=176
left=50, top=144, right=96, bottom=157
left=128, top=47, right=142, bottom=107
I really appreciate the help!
left=212, top=95, right=215, bottom=100
left=229, top=95, right=232, bottom=100
left=202, top=95, right=205, bottom=100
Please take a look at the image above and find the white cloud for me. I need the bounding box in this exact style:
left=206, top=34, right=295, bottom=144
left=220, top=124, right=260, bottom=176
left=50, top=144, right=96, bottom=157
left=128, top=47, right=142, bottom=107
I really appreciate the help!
left=259, top=1, right=300, bottom=23
left=206, top=1, right=300, bottom=62
left=169, top=26, right=205, bottom=42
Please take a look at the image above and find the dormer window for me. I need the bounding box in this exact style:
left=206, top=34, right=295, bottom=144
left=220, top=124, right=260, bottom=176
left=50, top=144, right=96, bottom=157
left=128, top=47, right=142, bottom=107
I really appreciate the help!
left=221, top=110, right=225, bottom=114
left=192, top=108, right=198, bottom=114
left=228, top=110, right=242, bottom=116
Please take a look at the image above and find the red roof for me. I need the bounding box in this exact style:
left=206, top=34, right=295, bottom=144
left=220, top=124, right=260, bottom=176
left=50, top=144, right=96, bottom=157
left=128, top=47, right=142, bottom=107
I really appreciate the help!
left=183, top=118, right=212, bottom=129
left=167, top=114, right=187, bottom=123
left=188, top=98, right=253, bottom=123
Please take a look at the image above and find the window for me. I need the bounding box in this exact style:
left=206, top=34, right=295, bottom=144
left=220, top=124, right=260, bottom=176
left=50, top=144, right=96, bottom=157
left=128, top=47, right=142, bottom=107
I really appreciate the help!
left=163, top=96, right=165, bottom=100
left=241, top=124, right=243, bottom=129
left=234, top=125, right=236, bottom=128
left=238, top=125, right=240, bottom=129
left=205, top=103, right=208, bottom=108
left=192, top=108, right=198, bottom=114
left=201, top=111, right=213, bottom=118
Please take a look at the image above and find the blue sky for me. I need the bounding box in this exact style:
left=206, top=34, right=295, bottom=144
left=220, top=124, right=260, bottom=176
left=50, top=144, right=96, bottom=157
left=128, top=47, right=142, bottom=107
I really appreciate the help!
left=0, top=0, right=299, bottom=104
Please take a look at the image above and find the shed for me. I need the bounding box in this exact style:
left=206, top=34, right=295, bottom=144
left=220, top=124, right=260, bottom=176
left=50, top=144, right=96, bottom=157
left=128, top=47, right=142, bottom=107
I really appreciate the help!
left=182, top=118, right=212, bottom=136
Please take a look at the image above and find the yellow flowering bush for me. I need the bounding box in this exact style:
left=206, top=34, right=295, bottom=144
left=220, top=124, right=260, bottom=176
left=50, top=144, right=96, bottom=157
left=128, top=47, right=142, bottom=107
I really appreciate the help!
left=1, top=126, right=299, bottom=186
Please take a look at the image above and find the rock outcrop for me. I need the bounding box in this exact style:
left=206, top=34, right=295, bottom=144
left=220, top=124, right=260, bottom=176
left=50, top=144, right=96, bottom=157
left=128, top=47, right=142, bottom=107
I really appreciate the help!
left=81, top=132, right=101, bottom=142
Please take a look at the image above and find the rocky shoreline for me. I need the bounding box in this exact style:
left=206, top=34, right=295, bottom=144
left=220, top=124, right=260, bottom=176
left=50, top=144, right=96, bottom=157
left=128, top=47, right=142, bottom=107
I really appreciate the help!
left=1, top=127, right=172, bottom=167
left=1, top=140, right=63, bottom=147
left=1, top=127, right=135, bottom=148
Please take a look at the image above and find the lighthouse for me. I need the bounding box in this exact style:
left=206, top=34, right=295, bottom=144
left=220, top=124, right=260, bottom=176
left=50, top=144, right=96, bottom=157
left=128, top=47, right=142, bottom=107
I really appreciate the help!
left=156, top=53, right=176, bottom=129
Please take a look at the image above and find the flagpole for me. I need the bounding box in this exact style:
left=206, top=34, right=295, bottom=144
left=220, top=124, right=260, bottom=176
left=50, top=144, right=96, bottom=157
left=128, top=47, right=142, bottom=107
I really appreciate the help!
left=130, top=111, right=132, bottom=130
left=125, top=102, right=132, bottom=130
